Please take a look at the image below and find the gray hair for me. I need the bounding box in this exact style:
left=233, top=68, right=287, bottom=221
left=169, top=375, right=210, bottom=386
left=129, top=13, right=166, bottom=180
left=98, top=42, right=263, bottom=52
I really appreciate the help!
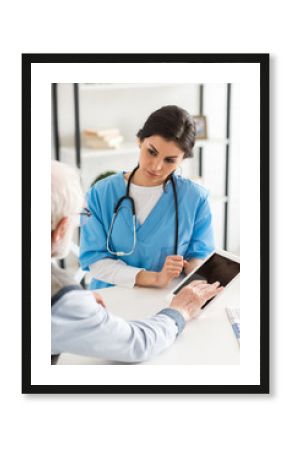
left=51, top=160, right=83, bottom=230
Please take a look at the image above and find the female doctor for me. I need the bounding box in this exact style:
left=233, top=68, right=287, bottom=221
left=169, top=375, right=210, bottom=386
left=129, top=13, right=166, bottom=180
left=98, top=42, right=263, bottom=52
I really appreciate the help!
left=80, top=105, right=215, bottom=290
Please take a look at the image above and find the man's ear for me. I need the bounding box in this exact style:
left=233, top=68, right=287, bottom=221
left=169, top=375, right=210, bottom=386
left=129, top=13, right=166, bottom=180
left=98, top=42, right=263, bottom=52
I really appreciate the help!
left=51, top=217, right=69, bottom=244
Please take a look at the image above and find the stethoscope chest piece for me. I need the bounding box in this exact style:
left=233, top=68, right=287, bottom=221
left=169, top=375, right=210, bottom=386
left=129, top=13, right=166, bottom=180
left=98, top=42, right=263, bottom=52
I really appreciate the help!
left=107, top=199, right=137, bottom=256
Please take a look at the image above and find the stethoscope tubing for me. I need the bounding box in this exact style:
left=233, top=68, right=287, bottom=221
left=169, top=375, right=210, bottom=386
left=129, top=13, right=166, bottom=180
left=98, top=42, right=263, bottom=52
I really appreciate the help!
left=107, top=166, right=179, bottom=256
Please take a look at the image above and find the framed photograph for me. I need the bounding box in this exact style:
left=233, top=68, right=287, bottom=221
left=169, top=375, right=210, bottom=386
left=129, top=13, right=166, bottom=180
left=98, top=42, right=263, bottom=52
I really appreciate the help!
left=22, top=53, right=269, bottom=394
left=193, top=115, right=208, bottom=139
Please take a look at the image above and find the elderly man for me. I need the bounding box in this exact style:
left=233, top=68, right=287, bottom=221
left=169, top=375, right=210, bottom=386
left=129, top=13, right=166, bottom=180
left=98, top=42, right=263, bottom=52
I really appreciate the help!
left=51, top=160, right=222, bottom=364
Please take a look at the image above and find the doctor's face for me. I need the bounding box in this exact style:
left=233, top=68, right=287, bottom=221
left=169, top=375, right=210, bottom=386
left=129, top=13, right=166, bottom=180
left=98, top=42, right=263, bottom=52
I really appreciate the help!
left=138, top=135, right=185, bottom=185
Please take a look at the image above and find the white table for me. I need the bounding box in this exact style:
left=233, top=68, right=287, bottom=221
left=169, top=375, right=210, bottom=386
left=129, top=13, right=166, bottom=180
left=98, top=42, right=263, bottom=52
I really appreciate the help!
left=58, top=276, right=240, bottom=365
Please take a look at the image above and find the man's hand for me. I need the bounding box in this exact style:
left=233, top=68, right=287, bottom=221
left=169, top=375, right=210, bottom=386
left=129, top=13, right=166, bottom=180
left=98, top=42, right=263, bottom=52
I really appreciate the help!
left=156, top=255, right=184, bottom=287
left=169, top=280, right=224, bottom=321
left=92, top=291, right=106, bottom=308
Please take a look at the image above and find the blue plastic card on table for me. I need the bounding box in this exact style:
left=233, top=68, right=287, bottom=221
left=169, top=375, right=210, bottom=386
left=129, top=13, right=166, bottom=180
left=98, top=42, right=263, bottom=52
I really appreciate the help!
left=226, top=307, right=240, bottom=344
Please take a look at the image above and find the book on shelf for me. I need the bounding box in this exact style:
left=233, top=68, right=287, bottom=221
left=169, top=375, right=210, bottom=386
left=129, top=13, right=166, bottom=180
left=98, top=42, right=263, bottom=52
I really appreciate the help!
left=82, top=128, right=124, bottom=149
left=83, top=128, right=121, bottom=138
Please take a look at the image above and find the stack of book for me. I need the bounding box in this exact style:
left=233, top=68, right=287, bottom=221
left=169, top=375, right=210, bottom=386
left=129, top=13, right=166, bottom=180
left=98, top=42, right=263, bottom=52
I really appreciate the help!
left=82, top=128, right=124, bottom=149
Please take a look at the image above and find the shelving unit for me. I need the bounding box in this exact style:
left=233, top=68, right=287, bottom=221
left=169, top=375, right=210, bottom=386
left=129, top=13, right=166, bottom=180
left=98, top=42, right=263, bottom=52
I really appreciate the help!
left=52, top=82, right=232, bottom=250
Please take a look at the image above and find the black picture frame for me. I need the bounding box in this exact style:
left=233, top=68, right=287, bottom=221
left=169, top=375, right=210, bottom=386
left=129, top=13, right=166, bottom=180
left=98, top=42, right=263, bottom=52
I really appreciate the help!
left=22, top=53, right=269, bottom=394
left=193, top=115, right=208, bottom=139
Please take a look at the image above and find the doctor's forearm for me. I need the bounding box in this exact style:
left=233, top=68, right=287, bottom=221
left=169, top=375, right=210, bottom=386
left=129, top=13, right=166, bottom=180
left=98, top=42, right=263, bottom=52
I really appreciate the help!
left=135, top=270, right=160, bottom=287
left=90, top=259, right=143, bottom=288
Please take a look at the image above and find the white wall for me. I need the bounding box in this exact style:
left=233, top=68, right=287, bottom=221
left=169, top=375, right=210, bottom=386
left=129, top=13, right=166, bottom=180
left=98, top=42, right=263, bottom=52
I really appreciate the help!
left=57, top=83, right=199, bottom=145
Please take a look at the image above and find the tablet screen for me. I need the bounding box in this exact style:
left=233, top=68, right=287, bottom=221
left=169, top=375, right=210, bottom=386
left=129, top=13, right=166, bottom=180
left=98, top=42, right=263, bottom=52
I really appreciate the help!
left=173, top=253, right=240, bottom=308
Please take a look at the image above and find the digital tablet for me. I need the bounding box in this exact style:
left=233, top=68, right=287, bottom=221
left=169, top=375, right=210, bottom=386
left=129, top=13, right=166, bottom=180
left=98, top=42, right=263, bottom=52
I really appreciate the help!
left=172, top=250, right=240, bottom=309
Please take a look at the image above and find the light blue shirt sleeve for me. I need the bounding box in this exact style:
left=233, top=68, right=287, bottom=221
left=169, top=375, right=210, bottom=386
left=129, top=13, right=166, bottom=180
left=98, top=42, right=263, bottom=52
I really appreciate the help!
left=51, top=290, right=180, bottom=363
left=185, top=193, right=215, bottom=260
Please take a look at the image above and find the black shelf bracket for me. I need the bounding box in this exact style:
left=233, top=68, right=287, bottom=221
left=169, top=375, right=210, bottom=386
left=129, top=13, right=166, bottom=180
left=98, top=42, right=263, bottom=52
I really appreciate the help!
left=73, top=83, right=81, bottom=169
left=198, top=83, right=204, bottom=177
left=223, top=83, right=231, bottom=251
left=52, top=83, right=60, bottom=161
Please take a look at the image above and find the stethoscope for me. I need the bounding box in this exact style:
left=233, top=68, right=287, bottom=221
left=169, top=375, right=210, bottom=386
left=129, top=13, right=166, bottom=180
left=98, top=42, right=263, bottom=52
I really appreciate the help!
left=106, top=165, right=179, bottom=256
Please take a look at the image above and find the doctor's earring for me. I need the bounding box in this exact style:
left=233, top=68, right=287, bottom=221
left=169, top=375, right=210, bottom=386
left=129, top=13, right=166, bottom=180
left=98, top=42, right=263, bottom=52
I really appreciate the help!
left=176, top=165, right=183, bottom=176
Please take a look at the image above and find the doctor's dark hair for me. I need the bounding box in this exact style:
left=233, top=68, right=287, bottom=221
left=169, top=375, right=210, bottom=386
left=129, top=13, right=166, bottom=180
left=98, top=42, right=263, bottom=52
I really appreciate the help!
left=136, top=105, right=196, bottom=158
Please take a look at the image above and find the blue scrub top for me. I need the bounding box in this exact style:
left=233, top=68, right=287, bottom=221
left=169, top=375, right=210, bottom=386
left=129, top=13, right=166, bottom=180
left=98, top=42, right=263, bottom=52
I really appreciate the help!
left=79, top=172, right=215, bottom=289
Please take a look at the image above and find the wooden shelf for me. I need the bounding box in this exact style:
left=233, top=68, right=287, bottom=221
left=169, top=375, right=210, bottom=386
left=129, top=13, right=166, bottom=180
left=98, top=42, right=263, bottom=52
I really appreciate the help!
left=61, top=143, right=139, bottom=158
left=195, top=138, right=230, bottom=146
left=61, top=138, right=229, bottom=160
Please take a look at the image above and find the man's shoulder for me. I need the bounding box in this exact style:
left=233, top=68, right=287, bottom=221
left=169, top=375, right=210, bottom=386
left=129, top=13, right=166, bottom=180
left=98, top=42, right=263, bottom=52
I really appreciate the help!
left=51, top=262, right=77, bottom=286
left=51, top=282, right=99, bottom=320
left=51, top=262, right=83, bottom=304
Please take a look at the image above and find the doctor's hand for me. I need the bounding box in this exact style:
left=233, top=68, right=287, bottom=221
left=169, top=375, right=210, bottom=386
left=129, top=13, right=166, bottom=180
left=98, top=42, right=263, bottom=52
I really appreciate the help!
left=169, top=280, right=224, bottom=321
left=156, top=255, right=184, bottom=288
